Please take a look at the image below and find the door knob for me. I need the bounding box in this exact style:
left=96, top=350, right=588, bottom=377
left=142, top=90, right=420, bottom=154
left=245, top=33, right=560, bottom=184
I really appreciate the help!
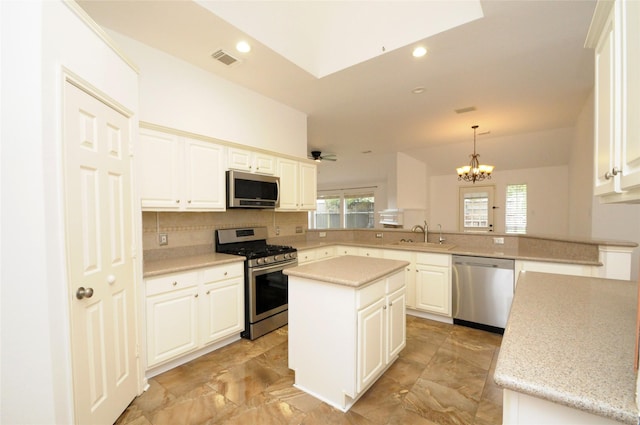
left=76, top=287, right=94, bottom=300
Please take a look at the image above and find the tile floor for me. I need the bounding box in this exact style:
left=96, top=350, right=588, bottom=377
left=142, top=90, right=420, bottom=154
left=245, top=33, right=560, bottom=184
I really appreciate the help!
left=116, top=316, right=503, bottom=425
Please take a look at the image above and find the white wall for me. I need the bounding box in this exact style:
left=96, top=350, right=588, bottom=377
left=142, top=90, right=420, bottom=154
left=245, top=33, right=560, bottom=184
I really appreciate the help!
left=108, top=31, right=308, bottom=159
left=568, top=91, right=595, bottom=237
left=429, top=166, right=569, bottom=235
left=2, top=2, right=139, bottom=423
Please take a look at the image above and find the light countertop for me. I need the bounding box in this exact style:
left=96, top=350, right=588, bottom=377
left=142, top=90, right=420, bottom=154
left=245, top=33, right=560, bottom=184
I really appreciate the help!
left=494, top=271, right=638, bottom=424
left=284, top=255, right=408, bottom=287
left=143, top=252, right=244, bottom=277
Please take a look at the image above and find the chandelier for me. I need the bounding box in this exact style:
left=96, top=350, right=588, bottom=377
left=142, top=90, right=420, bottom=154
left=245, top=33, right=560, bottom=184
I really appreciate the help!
left=456, top=125, right=494, bottom=183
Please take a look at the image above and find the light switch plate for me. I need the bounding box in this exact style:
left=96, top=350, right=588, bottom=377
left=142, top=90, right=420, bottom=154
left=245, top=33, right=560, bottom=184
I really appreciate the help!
left=159, top=233, right=168, bottom=246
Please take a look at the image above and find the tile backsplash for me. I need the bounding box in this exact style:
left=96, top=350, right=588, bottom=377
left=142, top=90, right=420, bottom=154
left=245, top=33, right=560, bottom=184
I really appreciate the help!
left=142, top=210, right=309, bottom=253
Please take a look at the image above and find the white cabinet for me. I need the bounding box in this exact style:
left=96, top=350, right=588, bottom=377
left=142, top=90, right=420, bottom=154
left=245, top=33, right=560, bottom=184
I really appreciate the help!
left=288, top=266, right=406, bottom=412
left=199, top=266, right=244, bottom=345
left=139, top=128, right=226, bottom=211
left=277, top=158, right=317, bottom=210
left=587, top=0, right=640, bottom=202
left=227, top=147, right=276, bottom=175
left=336, top=245, right=360, bottom=256
left=359, top=247, right=384, bottom=258
left=145, top=270, right=200, bottom=366
left=414, top=253, right=451, bottom=317
left=297, top=246, right=336, bottom=264
left=145, top=262, right=244, bottom=368
left=384, top=249, right=416, bottom=308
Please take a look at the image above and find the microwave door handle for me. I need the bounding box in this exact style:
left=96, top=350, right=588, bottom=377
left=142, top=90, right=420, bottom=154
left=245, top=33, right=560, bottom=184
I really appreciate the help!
left=276, top=179, right=280, bottom=204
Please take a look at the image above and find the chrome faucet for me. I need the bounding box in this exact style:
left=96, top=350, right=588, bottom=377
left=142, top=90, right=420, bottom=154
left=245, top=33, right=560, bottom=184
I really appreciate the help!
left=438, top=224, right=445, bottom=244
left=411, top=220, right=428, bottom=242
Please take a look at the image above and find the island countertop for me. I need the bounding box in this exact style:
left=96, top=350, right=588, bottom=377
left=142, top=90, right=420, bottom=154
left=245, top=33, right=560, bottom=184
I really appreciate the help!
left=494, top=271, right=638, bottom=424
left=284, top=255, right=408, bottom=287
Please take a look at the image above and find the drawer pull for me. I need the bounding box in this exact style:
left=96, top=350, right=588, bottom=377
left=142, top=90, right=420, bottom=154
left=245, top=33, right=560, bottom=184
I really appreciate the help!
left=172, top=281, right=178, bottom=286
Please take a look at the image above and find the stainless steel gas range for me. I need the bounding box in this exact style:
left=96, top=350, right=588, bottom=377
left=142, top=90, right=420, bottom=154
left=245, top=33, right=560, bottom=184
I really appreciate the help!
left=215, top=227, right=297, bottom=340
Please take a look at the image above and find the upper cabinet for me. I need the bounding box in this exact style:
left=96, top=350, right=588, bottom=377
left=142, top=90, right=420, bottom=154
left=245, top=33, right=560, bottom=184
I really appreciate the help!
left=227, top=147, right=276, bottom=175
left=277, top=158, right=317, bottom=211
left=587, top=0, right=640, bottom=203
left=139, top=128, right=226, bottom=211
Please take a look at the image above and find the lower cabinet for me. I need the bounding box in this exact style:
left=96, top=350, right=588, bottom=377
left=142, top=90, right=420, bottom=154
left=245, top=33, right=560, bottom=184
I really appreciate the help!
left=383, top=249, right=416, bottom=308
left=288, top=268, right=406, bottom=412
left=414, top=253, right=452, bottom=317
left=145, top=262, right=244, bottom=368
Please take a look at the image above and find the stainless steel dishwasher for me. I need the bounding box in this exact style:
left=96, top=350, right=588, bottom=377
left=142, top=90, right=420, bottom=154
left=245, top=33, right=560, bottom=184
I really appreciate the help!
left=452, top=255, right=515, bottom=334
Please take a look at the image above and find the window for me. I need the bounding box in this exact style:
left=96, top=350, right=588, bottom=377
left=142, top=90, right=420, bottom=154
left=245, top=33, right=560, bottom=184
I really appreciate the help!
left=314, top=195, right=341, bottom=229
left=311, top=191, right=375, bottom=229
left=505, top=184, right=527, bottom=234
left=344, top=194, right=375, bottom=229
left=459, top=186, right=494, bottom=232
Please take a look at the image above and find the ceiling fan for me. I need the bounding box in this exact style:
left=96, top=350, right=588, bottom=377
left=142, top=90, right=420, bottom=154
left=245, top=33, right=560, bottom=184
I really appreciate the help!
left=309, top=150, right=337, bottom=162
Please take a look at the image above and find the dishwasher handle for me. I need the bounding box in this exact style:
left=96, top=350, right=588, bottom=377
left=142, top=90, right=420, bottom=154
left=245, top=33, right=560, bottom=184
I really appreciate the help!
left=452, top=255, right=514, bottom=270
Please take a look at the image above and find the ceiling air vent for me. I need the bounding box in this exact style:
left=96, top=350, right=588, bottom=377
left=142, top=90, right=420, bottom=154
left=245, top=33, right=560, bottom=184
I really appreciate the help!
left=211, top=49, right=241, bottom=67
left=454, top=106, right=477, bottom=114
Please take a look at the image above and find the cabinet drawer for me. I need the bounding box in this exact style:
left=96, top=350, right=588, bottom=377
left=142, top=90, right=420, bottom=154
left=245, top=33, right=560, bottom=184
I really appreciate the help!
left=415, top=252, right=450, bottom=267
left=298, top=249, right=317, bottom=263
left=387, top=270, right=405, bottom=293
left=201, top=262, right=244, bottom=282
left=146, top=270, right=199, bottom=296
left=357, top=279, right=385, bottom=310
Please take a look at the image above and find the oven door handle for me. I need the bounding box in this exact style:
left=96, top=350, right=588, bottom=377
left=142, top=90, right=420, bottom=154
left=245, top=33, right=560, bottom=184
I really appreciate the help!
left=250, top=261, right=297, bottom=274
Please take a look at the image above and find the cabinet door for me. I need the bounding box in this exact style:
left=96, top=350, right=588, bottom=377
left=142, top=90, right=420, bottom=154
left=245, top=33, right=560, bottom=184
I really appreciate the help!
left=593, top=4, right=619, bottom=196
left=620, top=0, right=640, bottom=191
left=299, top=162, right=317, bottom=210
left=200, top=277, right=244, bottom=344
left=415, top=264, right=451, bottom=316
left=277, top=158, right=299, bottom=210
left=253, top=152, right=276, bottom=175
left=384, top=250, right=415, bottom=308
left=387, top=287, right=406, bottom=362
left=227, top=147, right=252, bottom=172
left=357, top=297, right=386, bottom=393
left=139, top=129, right=182, bottom=209
left=185, top=139, right=225, bottom=210
left=146, top=287, right=199, bottom=366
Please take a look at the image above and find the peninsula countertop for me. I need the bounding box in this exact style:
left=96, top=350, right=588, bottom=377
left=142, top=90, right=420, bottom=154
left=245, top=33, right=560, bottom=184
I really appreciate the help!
left=494, top=271, right=638, bottom=424
left=284, top=255, right=408, bottom=287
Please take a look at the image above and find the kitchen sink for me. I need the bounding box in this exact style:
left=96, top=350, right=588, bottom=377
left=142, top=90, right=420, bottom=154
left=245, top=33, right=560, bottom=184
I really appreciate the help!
left=391, top=241, right=456, bottom=251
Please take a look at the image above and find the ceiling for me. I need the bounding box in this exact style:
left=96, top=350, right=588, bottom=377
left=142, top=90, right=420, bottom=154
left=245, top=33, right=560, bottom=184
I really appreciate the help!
left=77, top=0, right=597, bottom=175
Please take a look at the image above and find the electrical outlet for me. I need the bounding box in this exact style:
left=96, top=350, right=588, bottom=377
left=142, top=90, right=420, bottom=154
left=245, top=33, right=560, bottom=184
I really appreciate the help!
left=296, top=226, right=303, bottom=234
left=159, top=233, right=169, bottom=246
left=275, top=226, right=280, bottom=236
left=493, top=237, right=504, bottom=245
left=319, top=232, right=326, bottom=238
left=376, top=233, right=383, bottom=238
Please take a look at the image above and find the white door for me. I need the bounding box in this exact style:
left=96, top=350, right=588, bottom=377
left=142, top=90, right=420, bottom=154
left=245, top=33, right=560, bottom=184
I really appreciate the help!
left=63, top=81, right=138, bottom=424
left=458, top=185, right=495, bottom=232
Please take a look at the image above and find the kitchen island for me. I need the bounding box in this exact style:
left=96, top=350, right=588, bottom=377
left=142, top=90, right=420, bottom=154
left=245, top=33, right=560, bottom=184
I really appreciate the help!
left=285, top=255, right=409, bottom=412
left=494, top=271, right=638, bottom=425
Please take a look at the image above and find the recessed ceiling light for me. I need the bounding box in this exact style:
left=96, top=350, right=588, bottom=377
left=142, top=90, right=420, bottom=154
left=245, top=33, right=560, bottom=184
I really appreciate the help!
left=412, top=46, right=427, bottom=58
left=412, top=87, right=425, bottom=94
left=236, top=41, right=251, bottom=53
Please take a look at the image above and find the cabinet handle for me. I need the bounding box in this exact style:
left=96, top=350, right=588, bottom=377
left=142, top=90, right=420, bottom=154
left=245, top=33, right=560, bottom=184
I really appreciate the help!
left=206, top=290, right=210, bottom=295
left=389, top=301, right=393, bottom=307
left=194, top=294, right=199, bottom=298
left=175, top=200, right=180, bottom=204
left=604, top=167, right=621, bottom=180
left=172, top=281, right=178, bottom=286
left=383, top=305, right=387, bottom=310
left=224, top=271, right=228, bottom=276
left=188, top=200, right=192, bottom=204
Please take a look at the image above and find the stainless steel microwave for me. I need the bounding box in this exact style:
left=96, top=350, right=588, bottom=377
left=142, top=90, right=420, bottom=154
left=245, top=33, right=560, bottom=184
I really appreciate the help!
left=226, top=170, right=280, bottom=209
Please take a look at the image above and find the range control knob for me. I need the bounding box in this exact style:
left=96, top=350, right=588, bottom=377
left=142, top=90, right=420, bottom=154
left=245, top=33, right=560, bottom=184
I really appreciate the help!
left=274, top=254, right=283, bottom=262
left=256, top=258, right=264, bottom=265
